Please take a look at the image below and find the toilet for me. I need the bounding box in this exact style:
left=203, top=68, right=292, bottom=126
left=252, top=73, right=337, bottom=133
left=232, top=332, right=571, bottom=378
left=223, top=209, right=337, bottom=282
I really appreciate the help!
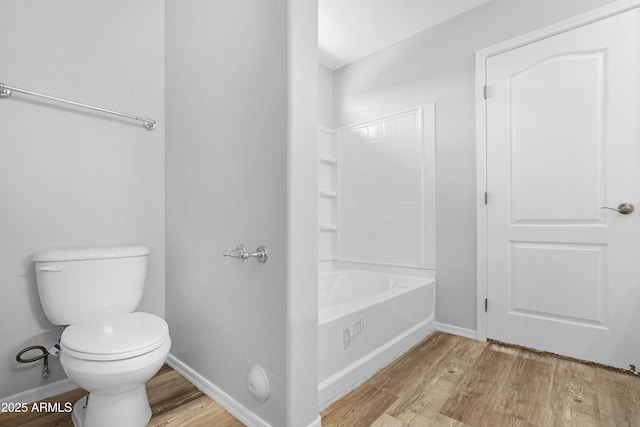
left=33, top=246, right=171, bottom=427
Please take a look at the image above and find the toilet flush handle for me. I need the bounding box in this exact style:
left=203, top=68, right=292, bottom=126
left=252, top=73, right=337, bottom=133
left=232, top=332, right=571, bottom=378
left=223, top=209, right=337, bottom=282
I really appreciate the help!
left=37, top=265, right=63, bottom=272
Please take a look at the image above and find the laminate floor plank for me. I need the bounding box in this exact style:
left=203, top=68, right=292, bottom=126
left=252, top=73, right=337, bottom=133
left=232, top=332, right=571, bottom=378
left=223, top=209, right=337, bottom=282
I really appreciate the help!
left=369, top=413, right=405, bottom=427
left=147, top=369, right=203, bottom=415
left=366, top=331, right=459, bottom=397
left=147, top=395, right=243, bottom=427
left=321, top=384, right=398, bottom=427
left=387, top=335, right=486, bottom=423
left=594, top=367, right=640, bottom=427
left=406, top=410, right=471, bottom=427
left=0, top=387, right=85, bottom=427
left=18, top=415, right=74, bottom=427
left=439, top=343, right=521, bottom=426
left=491, top=350, right=556, bottom=426
left=549, top=359, right=601, bottom=427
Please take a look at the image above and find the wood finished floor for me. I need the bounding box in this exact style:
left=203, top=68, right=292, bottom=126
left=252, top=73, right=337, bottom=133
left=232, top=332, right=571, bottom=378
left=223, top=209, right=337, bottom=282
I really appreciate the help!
left=322, top=332, right=640, bottom=427
left=0, top=364, right=242, bottom=427
left=1, top=332, right=639, bottom=426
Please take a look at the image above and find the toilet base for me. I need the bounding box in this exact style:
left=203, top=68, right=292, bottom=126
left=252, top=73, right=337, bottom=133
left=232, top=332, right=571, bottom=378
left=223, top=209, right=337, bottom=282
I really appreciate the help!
left=71, top=386, right=151, bottom=427
left=71, top=396, right=87, bottom=427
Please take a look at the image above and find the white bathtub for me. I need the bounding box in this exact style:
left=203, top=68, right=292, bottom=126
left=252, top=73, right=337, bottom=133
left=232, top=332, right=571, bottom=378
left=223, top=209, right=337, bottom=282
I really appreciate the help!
left=318, top=269, right=435, bottom=409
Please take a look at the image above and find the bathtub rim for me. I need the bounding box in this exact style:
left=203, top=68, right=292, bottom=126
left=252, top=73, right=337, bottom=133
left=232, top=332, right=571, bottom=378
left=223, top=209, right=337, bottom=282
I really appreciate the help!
left=319, top=271, right=435, bottom=325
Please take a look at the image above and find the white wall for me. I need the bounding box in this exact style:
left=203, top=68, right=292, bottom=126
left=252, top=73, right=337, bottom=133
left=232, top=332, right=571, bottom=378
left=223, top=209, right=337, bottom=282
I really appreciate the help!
left=333, top=0, right=620, bottom=331
left=286, top=2, right=319, bottom=425
left=318, top=64, right=334, bottom=129
left=0, top=0, right=165, bottom=399
left=166, top=1, right=318, bottom=425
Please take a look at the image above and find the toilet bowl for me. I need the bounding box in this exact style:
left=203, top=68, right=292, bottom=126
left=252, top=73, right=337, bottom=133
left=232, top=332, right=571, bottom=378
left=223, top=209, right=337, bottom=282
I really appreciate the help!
left=33, top=246, right=171, bottom=427
left=59, top=312, right=171, bottom=427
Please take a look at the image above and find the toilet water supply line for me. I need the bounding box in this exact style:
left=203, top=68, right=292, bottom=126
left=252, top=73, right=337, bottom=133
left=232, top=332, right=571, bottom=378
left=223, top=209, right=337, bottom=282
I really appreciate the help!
left=15, top=339, right=61, bottom=379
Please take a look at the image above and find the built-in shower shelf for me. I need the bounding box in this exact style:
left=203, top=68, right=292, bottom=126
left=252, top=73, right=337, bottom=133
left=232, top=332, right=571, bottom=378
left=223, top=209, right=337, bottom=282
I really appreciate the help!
left=319, top=156, right=337, bottom=165
left=319, top=190, right=337, bottom=198
left=319, top=126, right=338, bottom=261
left=319, top=224, right=337, bottom=231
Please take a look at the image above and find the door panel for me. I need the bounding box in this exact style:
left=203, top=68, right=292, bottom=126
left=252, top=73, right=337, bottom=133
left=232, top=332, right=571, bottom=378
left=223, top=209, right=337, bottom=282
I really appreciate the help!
left=509, top=242, right=606, bottom=326
left=510, top=51, right=604, bottom=223
left=486, top=8, right=640, bottom=369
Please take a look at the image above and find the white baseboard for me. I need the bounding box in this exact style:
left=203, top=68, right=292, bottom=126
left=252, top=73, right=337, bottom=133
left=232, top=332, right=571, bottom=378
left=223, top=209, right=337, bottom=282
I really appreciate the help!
left=167, top=355, right=322, bottom=427
left=309, top=414, right=322, bottom=427
left=435, top=322, right=478, bottom=340
left=166, top=354, right=273, bottom=427
left=1, top=378, right=78, bottom=405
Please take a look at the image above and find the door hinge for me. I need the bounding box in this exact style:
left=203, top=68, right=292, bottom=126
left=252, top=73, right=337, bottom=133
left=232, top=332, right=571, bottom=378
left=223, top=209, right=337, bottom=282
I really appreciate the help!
left=484, top=298, right=488, bottom=312
left=483, top=85, right=488, bottom=99
left=484, top=191, right=488, bottom=205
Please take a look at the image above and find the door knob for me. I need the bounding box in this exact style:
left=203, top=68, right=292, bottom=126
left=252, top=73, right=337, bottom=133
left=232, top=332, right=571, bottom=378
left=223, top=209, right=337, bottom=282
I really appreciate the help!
left=600, top=203, right=634, bottom=215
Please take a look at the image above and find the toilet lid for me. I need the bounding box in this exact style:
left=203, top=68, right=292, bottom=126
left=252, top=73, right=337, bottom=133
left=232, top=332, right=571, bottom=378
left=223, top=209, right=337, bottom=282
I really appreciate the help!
left=61, top=312, right=169, bottom=361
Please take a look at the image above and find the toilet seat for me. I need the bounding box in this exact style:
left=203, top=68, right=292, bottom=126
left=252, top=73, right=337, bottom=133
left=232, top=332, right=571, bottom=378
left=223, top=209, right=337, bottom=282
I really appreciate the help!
left=61, top=312, right=169, bottom=361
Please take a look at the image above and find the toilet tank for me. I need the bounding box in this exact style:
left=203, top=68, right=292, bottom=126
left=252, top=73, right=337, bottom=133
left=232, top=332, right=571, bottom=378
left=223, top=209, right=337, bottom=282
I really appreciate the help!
left=33, top=246, right=150, bottom=325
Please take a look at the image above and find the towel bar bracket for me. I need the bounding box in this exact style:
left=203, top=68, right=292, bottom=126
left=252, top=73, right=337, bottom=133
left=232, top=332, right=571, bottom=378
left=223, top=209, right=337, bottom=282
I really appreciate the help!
left=223, top=244, right=269, bottom=263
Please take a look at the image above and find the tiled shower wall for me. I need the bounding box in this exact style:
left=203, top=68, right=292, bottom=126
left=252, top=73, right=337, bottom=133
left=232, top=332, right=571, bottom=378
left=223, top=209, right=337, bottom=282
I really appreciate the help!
left=319, top=105, right=435, bottom=268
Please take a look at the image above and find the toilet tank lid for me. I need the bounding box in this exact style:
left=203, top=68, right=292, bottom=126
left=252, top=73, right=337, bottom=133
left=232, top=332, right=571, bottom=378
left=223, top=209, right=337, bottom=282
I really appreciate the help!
left=33, top=246, right=150, bottom=262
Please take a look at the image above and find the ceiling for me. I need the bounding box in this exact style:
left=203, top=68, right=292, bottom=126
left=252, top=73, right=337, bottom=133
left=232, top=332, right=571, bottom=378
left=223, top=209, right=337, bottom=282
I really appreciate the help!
left=318, top=0, right=493, bottom=70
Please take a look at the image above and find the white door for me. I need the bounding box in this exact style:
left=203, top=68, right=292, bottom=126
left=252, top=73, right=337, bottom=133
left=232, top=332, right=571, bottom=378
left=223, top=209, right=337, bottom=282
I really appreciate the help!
left=485, top=8, right=640, bottom=369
